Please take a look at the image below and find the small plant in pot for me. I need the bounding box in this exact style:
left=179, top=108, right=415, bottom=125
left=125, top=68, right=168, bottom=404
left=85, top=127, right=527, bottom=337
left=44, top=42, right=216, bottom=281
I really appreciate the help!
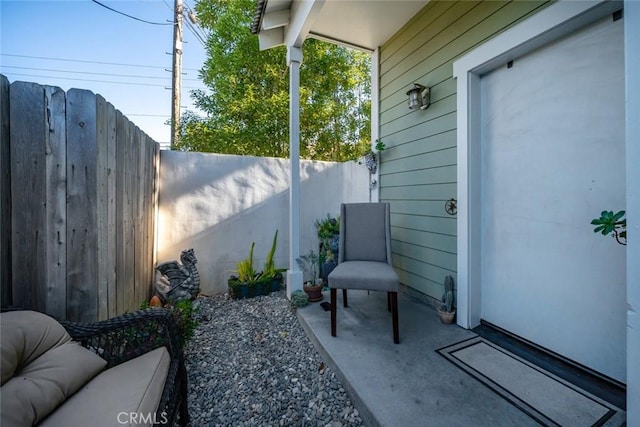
left=315, top=214, right=340, bottom=280
left=296, top=250, right=324, bottom=302
left=437, top=275, right=456, bottom=324
left=228, top=242, right=260, bottom=299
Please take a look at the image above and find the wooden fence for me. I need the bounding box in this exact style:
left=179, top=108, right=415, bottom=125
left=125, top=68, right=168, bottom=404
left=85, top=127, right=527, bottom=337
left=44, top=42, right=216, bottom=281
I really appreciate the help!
left=0, top=75, right=159, bottom=322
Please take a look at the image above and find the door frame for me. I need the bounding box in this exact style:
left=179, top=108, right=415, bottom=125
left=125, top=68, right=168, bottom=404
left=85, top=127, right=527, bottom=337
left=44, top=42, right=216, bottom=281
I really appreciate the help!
left=452, top=0, right=623, bottom=329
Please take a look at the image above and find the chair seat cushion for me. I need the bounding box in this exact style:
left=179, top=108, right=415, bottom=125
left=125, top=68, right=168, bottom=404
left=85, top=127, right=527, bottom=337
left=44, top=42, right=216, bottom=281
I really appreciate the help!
left=39, top=346, right=171, bottom=427
left=328, top=261, right=399, bottom=292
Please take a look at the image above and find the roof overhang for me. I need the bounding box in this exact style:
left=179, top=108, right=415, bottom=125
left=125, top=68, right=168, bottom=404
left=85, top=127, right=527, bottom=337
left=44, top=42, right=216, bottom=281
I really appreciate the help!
left=251, top=0, right=430, bottom=52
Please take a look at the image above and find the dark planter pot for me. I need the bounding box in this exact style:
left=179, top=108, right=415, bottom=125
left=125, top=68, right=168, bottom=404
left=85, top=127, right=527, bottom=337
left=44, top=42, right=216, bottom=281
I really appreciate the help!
left=248, top=281, right=262, bottom=298
left=229, top=275, right=282, bottom=300
left=228, top=277, right=251, bottom=299
left=239, top=284, right=250, bottom=298
left=270, top=278, right=281, bottom=292
left=321, top=261, right=338, bottom=280
left=304, top=283, right=324, bottom=302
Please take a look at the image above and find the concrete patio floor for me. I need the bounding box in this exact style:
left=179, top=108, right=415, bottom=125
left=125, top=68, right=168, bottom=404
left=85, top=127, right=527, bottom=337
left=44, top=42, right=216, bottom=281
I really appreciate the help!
left=296, top=289, right=542, bottom=427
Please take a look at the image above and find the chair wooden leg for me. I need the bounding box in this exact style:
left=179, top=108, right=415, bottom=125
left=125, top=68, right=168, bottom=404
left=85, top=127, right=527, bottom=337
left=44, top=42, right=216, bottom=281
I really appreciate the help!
left=331, top=288, right=337, bottom=337
left=342, top=289, right=348, bottom=308
left=390, top=291, right=399, bottom=344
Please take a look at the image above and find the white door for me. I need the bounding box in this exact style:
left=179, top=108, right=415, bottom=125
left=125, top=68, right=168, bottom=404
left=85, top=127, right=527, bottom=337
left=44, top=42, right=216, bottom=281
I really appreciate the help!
left=479, top=16, right=626, bottom=382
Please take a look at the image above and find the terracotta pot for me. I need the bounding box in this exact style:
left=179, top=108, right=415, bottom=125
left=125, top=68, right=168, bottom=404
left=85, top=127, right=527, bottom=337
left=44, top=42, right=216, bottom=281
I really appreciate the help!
left=437, top=309, right=456, bottom=324
left=303, top=283, right=324, bottom=302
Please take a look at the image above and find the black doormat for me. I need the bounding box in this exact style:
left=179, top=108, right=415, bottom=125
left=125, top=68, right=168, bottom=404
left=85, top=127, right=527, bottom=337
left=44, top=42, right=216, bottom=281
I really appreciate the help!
left=437, top=337, right=626, bottom=426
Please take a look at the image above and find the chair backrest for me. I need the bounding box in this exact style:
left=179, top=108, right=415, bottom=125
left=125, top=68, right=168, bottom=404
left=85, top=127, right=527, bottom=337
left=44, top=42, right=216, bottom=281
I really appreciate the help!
left=339, top=203, right=392, bottom=264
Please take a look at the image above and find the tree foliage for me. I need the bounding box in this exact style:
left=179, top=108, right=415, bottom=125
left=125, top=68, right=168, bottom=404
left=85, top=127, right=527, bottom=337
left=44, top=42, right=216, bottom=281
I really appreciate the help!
left=175, top=0, right=371, bottom=161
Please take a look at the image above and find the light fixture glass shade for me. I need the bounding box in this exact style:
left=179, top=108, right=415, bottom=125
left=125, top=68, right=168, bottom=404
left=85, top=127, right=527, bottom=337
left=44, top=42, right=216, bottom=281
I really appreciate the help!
left=406, top=83, right=430, bottom=110
left=408, top=90, right=421, bottom=109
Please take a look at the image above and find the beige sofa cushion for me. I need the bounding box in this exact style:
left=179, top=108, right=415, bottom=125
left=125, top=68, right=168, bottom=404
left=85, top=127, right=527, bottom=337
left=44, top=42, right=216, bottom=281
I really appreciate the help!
left=40, top=346, right=171, bottom=427
left=1, top=311, right=71, bottom=385
left=1, top=341, right=107, bottom=427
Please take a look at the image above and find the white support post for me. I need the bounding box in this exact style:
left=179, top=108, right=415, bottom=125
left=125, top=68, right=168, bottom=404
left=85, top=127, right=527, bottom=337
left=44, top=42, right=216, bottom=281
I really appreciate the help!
left=286, top=45, right=303, bottom=298
left=370, top=48, right=380, bottom=203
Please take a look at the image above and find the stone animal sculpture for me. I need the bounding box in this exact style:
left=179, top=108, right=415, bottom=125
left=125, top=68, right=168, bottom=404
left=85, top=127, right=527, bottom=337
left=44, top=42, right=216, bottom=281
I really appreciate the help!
left=155, top=248, right=200, bottom=303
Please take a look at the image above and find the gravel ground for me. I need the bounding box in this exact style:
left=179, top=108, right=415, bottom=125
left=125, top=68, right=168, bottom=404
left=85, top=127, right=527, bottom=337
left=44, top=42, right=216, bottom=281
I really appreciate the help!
left=183, top=291, right=364, bottom=427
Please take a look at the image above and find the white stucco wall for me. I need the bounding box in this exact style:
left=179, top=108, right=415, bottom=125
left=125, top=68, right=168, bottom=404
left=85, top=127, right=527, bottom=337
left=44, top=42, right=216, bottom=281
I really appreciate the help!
left=156, top=151, right=369, bottom=295
left=625, top=0, right=640, bottom=420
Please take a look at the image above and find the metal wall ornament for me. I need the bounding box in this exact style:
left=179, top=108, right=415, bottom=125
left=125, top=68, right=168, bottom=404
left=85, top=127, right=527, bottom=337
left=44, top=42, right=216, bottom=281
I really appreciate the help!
left=407, top=83, right=430, bottom=110
left=445, top=198, right=457, bottom=216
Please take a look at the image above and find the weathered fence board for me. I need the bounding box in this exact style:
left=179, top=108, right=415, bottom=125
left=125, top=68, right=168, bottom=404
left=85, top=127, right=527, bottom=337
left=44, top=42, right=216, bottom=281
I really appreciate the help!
left=3, top=76, right=158, bottom=321
left=96, top=94, right=116, bottom=321
left=44, top=86, right=67, bottom=319
left=104, top=99, right=117, bottom=319
left=0, top=75, right=10, bottom=307
left=131, top=127, right=144, bottom=308
left=66, top=88, right=99, bottom=322
left=115, top=110, right=131, bottom=314
left=10, top=81, right=49, bottom=313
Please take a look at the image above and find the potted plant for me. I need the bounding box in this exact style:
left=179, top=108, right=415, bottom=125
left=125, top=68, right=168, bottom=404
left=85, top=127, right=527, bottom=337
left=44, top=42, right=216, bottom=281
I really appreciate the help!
left=437, top=275, right=456, bottom=324
left=296, top=250, right=323, bottom=302
left=315, top=214, right=340, bottom=280
left=591, top=210, right=627, bottom=245
left=259, top=230, right=286, bottom=292
left=228, top=242, right=259, bottom=299
left=360, top=139, right=386, bottom=174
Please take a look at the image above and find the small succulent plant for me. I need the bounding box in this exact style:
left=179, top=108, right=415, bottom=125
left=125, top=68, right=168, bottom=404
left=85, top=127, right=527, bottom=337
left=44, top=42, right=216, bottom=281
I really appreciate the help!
left=591, top=210, right=626, bottom=246
left=290, top=290, right=309, bottom=308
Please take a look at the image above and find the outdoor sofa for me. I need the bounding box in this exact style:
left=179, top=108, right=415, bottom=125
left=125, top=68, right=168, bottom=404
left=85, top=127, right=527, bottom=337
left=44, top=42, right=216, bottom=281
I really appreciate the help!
left=0, top=307, right=189, bottom=426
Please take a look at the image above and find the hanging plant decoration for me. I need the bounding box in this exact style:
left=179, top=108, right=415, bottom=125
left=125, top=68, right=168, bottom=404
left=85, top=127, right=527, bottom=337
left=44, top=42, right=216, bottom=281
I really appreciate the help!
left=591, top=210, right=626, bottom=245
left=360, top=139, right=386, bottom=175
left=364, top=151, right=377, bottom=174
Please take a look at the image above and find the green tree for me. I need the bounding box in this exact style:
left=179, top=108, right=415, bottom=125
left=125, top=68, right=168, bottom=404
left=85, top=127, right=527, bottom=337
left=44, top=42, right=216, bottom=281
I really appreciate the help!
left=176, top=0, right=371, bottom=161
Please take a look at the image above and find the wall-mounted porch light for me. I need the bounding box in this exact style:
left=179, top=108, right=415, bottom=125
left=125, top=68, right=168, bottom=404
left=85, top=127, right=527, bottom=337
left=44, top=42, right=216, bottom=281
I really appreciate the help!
left=406, top=83, right=430, bottom=110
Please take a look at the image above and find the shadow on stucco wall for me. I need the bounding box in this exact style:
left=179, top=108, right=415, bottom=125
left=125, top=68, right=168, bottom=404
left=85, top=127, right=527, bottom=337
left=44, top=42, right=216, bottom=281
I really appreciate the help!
left=156, top=151, right=369, bottom=295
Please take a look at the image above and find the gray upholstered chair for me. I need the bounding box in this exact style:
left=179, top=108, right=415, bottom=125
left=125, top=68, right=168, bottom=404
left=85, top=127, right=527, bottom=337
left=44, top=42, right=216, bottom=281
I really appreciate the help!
left=328, top=202, right=400, bottom=344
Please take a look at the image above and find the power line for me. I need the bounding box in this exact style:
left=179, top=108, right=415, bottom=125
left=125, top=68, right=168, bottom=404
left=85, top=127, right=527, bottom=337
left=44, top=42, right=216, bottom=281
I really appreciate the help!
left=90, top=0, right=174, bottom=26
left=2, top=72, right=200, bottom=89
left=126, top=113, right=170, bottom=117
left=183, top=0, right=209, bottom=40
left=184, top=18, right=206, bottom=47
left=0, top=53, right=201, bottom=72
left=0, top=65, right=201, bottom=81
left=163, top=0, right=207, bottom=48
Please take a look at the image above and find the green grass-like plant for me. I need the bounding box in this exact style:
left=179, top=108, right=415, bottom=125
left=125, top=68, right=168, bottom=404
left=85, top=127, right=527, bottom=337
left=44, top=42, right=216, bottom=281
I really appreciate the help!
left=263, top=230, right=286, bottom=281
left=236, top=242, right=257, bottom=282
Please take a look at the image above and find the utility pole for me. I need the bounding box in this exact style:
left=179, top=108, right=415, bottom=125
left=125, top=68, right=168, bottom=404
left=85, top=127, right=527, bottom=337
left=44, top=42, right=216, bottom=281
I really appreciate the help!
left=171, top=0, right=183, bottom=148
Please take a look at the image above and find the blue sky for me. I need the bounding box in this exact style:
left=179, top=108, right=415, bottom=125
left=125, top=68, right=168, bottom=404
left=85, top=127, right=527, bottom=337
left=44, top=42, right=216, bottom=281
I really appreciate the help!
left=0, top=0, right=209, bottom=146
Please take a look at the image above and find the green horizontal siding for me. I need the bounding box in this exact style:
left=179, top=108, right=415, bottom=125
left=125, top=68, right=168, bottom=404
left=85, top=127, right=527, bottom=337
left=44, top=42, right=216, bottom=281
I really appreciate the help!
left=391, top=212, right=456, bottom=236
left=392, top=226, right=457, bottom=254
left=379, top=0, right=550, bottom=300
left=382, top=130, right=457, bottom=162
left=382, top=147, right=456, bottom=175
left=382, top=166, right=456, bottom=188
